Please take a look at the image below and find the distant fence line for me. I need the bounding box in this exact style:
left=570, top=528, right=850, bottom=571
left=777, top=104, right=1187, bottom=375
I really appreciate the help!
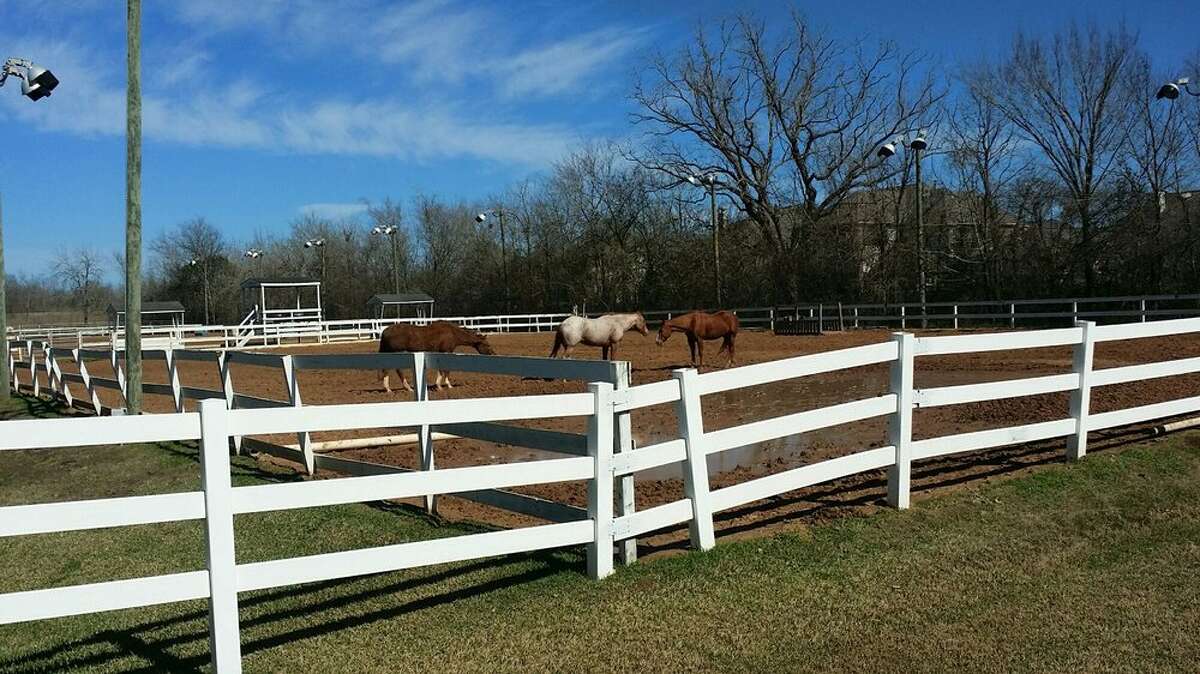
left=8, top=292, right=1200, bottom=351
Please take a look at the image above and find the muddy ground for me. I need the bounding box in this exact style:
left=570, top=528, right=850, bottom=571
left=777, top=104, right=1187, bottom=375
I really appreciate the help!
left=47, top=327, right=1200, bottom=555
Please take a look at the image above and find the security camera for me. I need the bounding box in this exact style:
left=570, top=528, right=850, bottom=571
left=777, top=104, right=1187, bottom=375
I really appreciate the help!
left=475, top=213, right=487, bottom=223
left=1156, top=82, right=1180, bottom=100
left=876, top=142, right=897, bottom=158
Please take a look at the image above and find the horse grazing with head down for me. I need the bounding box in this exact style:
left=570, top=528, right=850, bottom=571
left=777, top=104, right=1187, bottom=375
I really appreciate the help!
left=656, top=310, right=739, bottom=367
left=378, top=321, right=495, bottom=392
left=550, top=313, right=648, bottom=360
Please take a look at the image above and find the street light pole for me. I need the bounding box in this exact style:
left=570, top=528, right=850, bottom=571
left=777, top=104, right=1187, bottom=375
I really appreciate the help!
left=371, top=226, right=401, bottom=293
left=878, top=130, right=929, bottom=328
left=125, top=0, right=143, bottom=414
left=476, top=209, right=510, bottom=312
left=688, top=175, right=723, bottom=307
left=304, top=238, right=327, bottom=285
left=0, top=195, right=7, bottom=400
left=914, top=143, right=926, bottom=329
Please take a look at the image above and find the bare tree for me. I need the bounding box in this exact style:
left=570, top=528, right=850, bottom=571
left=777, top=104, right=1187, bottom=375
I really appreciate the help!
left=945, top=80, right=1027, bottom=296
left=54, top=248, right=105, bottom=323
left=1119, top=50, right=1194, bottom=291
left=633, top=13, right=941, bottom=300
left=151, top=218, right=225, bottom=324
left=975, top=23, right=1137, bottom=292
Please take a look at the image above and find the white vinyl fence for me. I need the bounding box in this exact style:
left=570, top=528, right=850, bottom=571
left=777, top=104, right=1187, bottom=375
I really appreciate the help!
left=5, top=316, right=1200, bottom=671
left=12, top=292, right=1200, bottom=350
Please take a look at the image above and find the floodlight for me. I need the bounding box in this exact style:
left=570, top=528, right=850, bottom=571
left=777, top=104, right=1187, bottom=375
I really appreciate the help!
left=475, top=213, right=487, bottom=223
left=877, top=142, right=897, bottom=158
left=304, top=238, right=325, bottom=248
left=909, top=131, right=928, bottom=151
left=1156, top=82, right=1180, bottom=100
left=1, top=58, right=58, bottom=101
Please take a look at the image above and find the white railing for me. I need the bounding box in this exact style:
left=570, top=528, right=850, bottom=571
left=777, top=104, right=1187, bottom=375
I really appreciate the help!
left=7, top=316, right=1200, bottom=670
left=0, top=387, right=616, bottom=673
left=9, top=338, right=643, bottom=563
left=10, top=292, right=1200, bottom=349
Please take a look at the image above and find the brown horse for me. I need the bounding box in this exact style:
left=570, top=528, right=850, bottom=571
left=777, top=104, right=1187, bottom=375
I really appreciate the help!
left=656, top=311, right=739, bottom=367
left=378, top=321, right=495, bottom=392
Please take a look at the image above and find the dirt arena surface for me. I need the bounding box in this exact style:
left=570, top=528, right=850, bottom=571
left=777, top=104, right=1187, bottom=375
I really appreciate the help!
left=50, top=327, right=1200, bottom=553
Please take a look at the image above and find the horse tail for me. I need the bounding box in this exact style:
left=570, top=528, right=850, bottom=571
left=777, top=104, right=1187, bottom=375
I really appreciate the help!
left=550, top=328, right=566, bottom=358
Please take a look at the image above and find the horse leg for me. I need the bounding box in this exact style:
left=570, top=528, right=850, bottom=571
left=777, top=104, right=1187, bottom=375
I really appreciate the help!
left=610, top=342, right=617, bottom=361
left=382, top=370, right=392, bottom=393
left=443, top=370, right=454, bottom=389
left=401, top=370, right=413, bottom=392
left=697, top=339, right=705, bottom=368
left=602, top=345, right=610, bottom=360
left=687, top=336, right=697, bottom=365
left=723, top=335, right=735, bottom=367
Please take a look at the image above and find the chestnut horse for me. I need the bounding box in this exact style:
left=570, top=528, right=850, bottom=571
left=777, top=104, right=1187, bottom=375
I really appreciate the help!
left=656, top=310, right=739, bottom=367
left=378, top=321, right=495, bottom=392
left=549, top=313, right=649, bottom=360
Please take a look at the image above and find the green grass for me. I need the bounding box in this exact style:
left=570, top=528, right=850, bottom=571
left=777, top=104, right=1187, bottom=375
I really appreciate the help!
left=2, top=394, right=1199, bottom=672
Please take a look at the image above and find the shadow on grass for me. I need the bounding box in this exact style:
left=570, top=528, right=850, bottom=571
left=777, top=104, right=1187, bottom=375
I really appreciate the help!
left=636, top=424, right=1159, bottom=556
left=1, top=550, right=580, bottom=674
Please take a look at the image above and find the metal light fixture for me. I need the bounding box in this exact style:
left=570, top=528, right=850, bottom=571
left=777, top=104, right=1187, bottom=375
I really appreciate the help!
left=243, top=248, right=264, bottom=259
left=0, top=58, right=59, bottom=101
left=1156, top=77, right=1198, bottom=100
left=303, top=238, right=325, bottom=248
left=371, top=225, right=397, bottom=235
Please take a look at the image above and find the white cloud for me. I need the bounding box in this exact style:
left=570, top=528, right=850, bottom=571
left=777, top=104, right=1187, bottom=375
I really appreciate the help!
left=167, top=0, right=647, bottom=100
left=492, top=27, right=647, bottom=99
left=298, top=202, right=369, bottom=219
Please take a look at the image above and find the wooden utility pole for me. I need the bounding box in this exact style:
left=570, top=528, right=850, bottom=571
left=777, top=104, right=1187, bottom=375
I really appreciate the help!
left=0, top=194, right=8, bottom=401
left=124, top=0, right=142, bottom=413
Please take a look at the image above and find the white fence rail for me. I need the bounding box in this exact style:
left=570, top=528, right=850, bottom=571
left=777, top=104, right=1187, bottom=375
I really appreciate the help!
left=6, top=316, right=1200, bottom=670
left=11, top=292, right=1200, bottom=350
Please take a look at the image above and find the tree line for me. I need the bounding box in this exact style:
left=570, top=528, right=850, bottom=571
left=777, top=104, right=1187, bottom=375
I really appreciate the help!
left=10, top=13, right=1200, bottom=326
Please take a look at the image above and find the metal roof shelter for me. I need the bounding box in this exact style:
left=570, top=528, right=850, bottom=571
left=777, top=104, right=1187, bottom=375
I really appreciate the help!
left=366, top=292, right=434, bottom=319
left=107, top=300, right=186, bottom=329
left=240, top=277, right=323, bottom=325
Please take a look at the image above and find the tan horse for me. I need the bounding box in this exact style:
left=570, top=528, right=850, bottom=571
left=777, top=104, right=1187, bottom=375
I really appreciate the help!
left=378, top=321, right=495, bottom=392
left=656, top=310, right=739, bottom=367
left=549, top=313, right=649, bottom=360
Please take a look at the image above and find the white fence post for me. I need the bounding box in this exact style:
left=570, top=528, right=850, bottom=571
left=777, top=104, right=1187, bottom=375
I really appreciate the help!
left=1072, top=301, right=1078, bottom=324
left=673, top=368, right=716, bottom=550
left=953, top=305, right=959, bottom=331
left=900, top=305, right=906, bottom=330
left=887, top=332, right=915, bottom=509
left=1140, top=298, right=1147, bottom=323
left=26, top=340, right=38, bottom=398
left=1009, top=303, right=1016, bottom=328
left=281, top=356, right=313, bottom=474
left=74, top=348, right=102, bottom=413
left=217, top=352, right=243, bottom=454
left=587, top=382, right=615, bottom=580
left=614, top=362, right=637, bottom=565
left=1067, top=320, right=1096, bottom=461
left=198, top=399, right=244, bottom=673
left=166, top=350, right=184, bottom=413
left=413, top=352, right=436, bottom=514
left=853, top=306, right=860, bottom=329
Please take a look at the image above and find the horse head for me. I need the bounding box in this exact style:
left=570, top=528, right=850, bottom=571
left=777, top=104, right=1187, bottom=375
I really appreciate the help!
left=474, top=336, right=496, bottom=355
left=655, top=319, right=672, bottom=346
left=634, top=313, right=649, bottom=336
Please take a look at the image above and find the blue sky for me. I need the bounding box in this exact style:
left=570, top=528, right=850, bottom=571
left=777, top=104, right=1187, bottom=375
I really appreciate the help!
left=0, top=0, right=1194, bottom=278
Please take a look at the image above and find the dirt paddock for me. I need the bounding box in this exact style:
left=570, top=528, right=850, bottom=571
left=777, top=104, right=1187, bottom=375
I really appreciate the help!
left=51, top=327, right=1200, bottom=553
